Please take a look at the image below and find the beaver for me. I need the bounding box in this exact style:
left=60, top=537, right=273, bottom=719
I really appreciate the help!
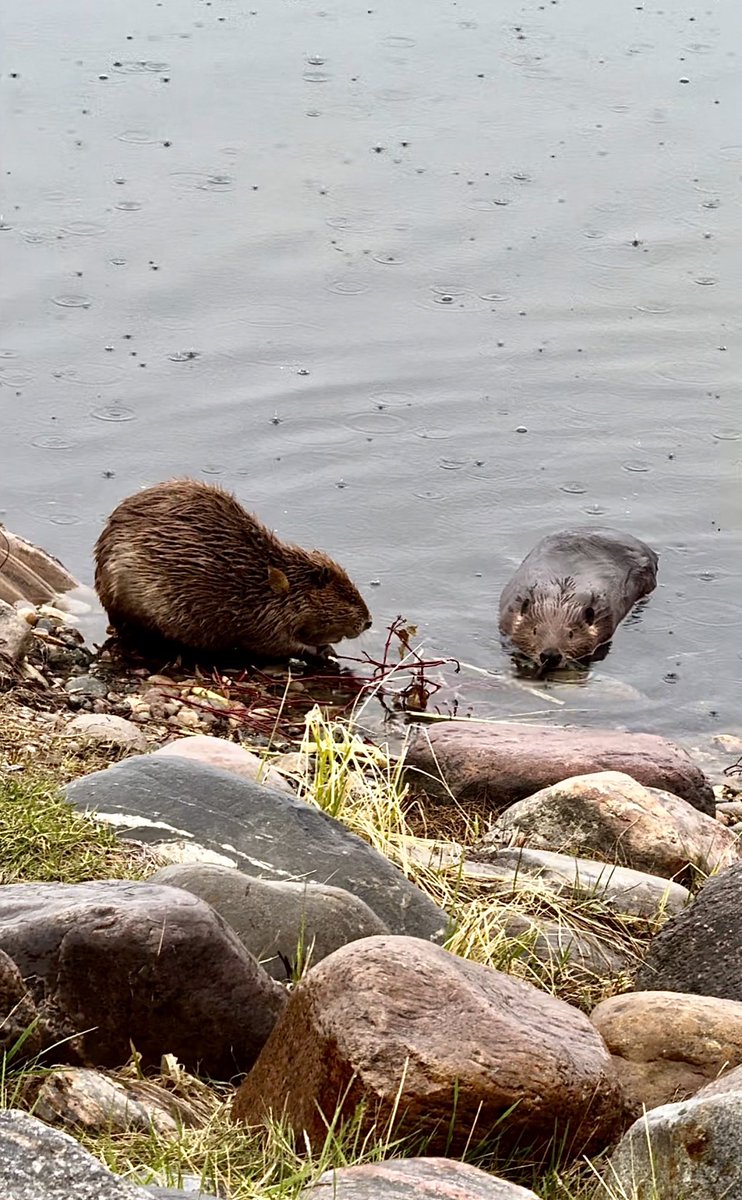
left=94, top=479, right=372, bottom=660
left=498, top=526, right=658, bottom=674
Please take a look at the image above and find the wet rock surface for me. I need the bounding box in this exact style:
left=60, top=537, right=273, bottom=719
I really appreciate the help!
left=406, top=722, right=716, bottom=815
left=234, top=934, right=626, bottom=1159
left=64, top=756, right=449, bottom=942
left=149, top=863, right=390, bottom=980
left=0, top=880, right=286, bottom=1075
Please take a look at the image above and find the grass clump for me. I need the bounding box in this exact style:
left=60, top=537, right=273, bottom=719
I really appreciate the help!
left=0, top=770, right=152, bottom=885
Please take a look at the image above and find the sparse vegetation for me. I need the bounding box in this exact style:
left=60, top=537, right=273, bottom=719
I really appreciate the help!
left=0, top=694, right=663, bottom=1198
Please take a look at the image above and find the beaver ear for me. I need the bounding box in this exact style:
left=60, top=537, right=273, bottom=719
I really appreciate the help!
left=519, top=597, right=531, bottom=616
left=584, top=603, right=595, bottom=624
left=310, top=565, right=332, bottom=588
left=268, top=566, right=290, bottom=595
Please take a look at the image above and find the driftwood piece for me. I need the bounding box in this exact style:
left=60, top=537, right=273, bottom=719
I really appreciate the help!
left=0, top=526, right=79, bottom=608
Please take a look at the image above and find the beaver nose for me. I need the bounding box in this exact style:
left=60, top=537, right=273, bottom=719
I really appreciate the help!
left=539, top=649, right=563, bottom=670
left=364, top=616, right=372, bottom=630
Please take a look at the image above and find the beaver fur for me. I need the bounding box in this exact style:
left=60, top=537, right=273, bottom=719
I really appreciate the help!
left=94, top=479, right=372, bottom=660
left=498, top=526, right=658, bottom=673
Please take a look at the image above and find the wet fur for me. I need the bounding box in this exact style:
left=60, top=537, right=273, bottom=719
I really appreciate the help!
left=498, top=527, right=658, bottom=671
left=94, top=479, right=371, bottom=660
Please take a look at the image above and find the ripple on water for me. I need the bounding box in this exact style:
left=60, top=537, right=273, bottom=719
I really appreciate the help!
left=169, top=173, right=236, bottom=192
left=52, top=364, right=124, bottom=385
left=29, top=500, right=83, bottom=526
left=30, top=435, right=76, bottom=450
left=90, top=404, right=136, bottom=422
left=62, top=220, right=107, bottom=237
left=674, top=599, right=742, bottom=628
left=326, top=277, right=371, bottom=296
left=52, top=294, right=92, bottom=309
left=369, top=390, right=414, bottom=409
left=117, top=129, right=160, bottom=144
left=112, top=60, right=170, bottom=74
left=344, top=411, right=407, bottom=435
left=0, top=367, right=34, bottom=387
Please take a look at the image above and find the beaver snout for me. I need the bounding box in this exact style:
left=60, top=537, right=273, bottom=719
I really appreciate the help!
left=537, top=648, right=565, bottom=675
left=363, top=615, right=372, bottom=631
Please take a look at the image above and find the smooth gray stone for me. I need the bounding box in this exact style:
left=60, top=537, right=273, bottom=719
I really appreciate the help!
left=150, top=863, right=390, bottom=980
left=0, top=1108, right=152, bottom=1199
left=65, top=755, right=449, bottom=942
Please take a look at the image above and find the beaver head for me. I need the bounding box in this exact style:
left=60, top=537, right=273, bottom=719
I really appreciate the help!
left=501, top=576, right=612, bottom=673
left=269, top=550, right=372, bottom=653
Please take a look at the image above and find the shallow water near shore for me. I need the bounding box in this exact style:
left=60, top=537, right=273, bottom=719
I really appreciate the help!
left=2, top=0, right=740, bottom=744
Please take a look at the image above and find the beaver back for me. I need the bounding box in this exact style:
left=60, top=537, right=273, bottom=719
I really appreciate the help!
left=94, top=479, right=371, bottom=658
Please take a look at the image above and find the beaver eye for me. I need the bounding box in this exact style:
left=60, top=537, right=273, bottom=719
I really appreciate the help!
left=584, top=605, right=595, bottom=623
left=519, top=598, right=531, bottom=616
left=311, top=565, right=332, bottom=588
left=568, top=630, right=574, bottom=639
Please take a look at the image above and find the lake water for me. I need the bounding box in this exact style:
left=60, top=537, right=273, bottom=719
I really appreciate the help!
left=2, top=0, right=740, bottom=747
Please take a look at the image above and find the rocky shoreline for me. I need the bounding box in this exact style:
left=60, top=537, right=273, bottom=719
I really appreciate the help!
left=1, top=540, right=742, bottom=1198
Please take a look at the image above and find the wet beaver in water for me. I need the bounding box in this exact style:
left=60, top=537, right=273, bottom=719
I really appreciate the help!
left=94, top=479, right=372, bottom=660
left=498, top=527, right=658, bottom=674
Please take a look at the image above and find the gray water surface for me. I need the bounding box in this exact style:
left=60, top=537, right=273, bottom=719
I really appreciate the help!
left=2, top=0, right=740, bottom=741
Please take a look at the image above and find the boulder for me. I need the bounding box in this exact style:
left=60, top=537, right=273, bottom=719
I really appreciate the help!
left=463, top=848, right=690, bottom=919
left=477, top=772, right=738, bottom=880
left=590, top=991, right=742, bottom=1115
left=636, top=862, right=742, bottom=999
left=149, top=863, right=390, bottom=980
left=233, top=935, right=626, bottom=1160
left=303, top=1158, right=539, bottom=1198
left=406, top=722, right=715, bottom=814
left=599, top=1091, right=742, bottom=1199
left=0, top=1108, right=152, bottom=1199
left=696, top=1063, right=742, bottom=1100
left=0, top=880, right=286, bottom=1076
left=66, top=714, right=148, bottom=754
left=64, top=756, right=448, bottom=943
left=151, top=735, right=294, bottom=793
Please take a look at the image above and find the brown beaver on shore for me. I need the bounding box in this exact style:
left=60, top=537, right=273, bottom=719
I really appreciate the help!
left=498, top=527, right=658, bottom=674
left=94, top=479, right=372, bottom=660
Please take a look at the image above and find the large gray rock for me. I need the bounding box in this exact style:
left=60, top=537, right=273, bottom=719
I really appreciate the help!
left=65, top=756, right=448, bottom=942
left=0, top=881, right=286, bottom=1076
left=150, top=863, right=389, bottom=980
left=636, top=862, right=742, bottom=999
left=304, top=1158, right=539, bottom=1198
left=463, top=847, right=690, bottom=919
left=0, top=1108, right=152, bottom=1198
left=406, top=721, right=715, bottom=814
left=599, top=1091, right=742, bottom=1199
